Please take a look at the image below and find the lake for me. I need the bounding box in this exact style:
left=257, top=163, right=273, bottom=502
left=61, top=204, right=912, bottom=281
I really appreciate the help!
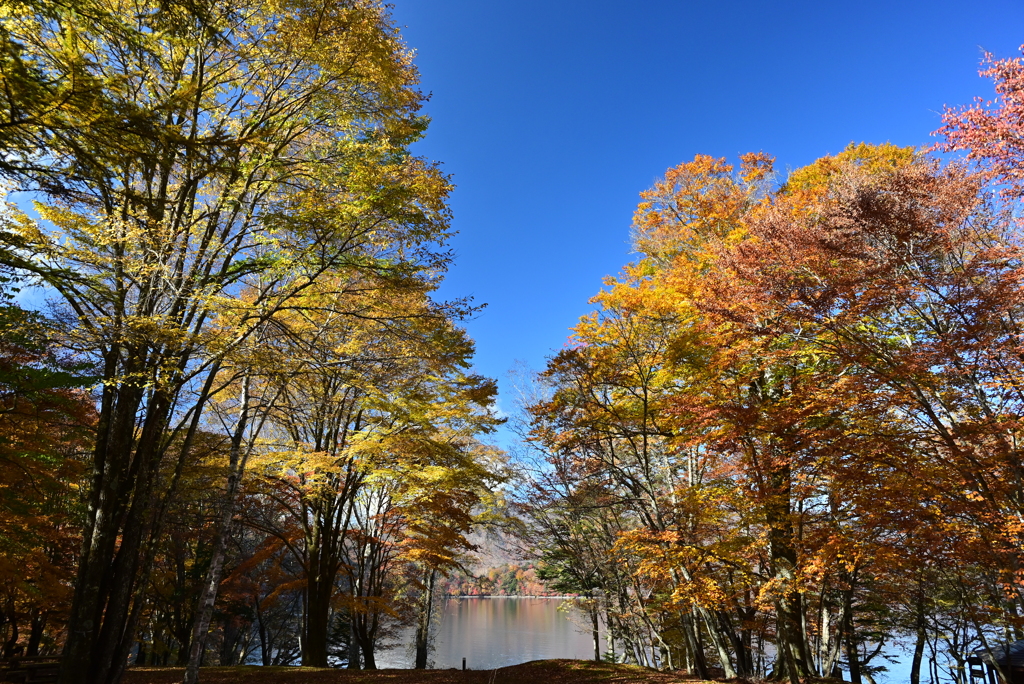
left=375, top=598, right=916, bottom=680
left=379, top=597, right=597, bottom=670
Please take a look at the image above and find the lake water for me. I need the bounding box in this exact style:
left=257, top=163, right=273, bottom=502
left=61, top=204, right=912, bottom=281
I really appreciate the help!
left=375, top=598, right=916, bottom=680
left=379, top=597, right=597, bottom=670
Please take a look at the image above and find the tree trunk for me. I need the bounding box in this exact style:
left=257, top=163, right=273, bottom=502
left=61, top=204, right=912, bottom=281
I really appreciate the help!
left=257, top=606, right=271, bottom=668
left=357, top=630, right=376, bottom=670
left=682, top=610, right=709, bottom=680
left=60, top=354, right=213, bottom=684
left=219, top=619, right=239, bottom=667
left=27, top=610, right=44, bottom=657
left=180, top=514, right=230, bottom=680
left=776, top=604, right=802, bottom=684
left=765, top=457, right=808, bottom=682
left=910, top=583, right=927, bottom=684
left=184, top=376, right=254, bottom=684
left=3, top=603, right=18, bottom=657
left=590, top=596, right=601, bottom=662
left=698, top=604, right=736, bottom=678
left=910, top=626, right=926, bottom=684
left=303, top=518, right=343, bottom=670
left=346, top=619, right=360, bottom=669
left=414, top=569, right=437, bottom=668
left=843, top=587, right=861, bottom=684
left=605, top=600, right=616, bottom=663
left=722, top=607, right=753, bottom=677
left=61, top=368, right=152, bottom=684
left=302, top=581, right=331, bottom=668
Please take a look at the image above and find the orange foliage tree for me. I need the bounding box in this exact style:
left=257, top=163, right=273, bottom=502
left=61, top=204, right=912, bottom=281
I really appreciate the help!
left=526, top=131, right=1024, bottom=683
left=0, top=288, right=93, bottom=657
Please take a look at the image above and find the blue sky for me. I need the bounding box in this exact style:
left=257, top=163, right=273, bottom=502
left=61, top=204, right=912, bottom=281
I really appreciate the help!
left=386, top=1, right=1023, bottom=438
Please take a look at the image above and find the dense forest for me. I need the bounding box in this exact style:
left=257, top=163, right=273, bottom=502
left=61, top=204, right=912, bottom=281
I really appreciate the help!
left=1, top=0, right=1024, bottom=683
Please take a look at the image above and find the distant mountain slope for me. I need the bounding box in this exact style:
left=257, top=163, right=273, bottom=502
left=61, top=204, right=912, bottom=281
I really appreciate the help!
left=440, top=562, right=563, bottom=596
left=441, top=529, right=563, bottom=596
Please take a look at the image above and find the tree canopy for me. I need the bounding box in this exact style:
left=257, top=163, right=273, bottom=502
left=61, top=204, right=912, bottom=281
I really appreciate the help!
left=520, top=52, right=1024, bottom=682
left=3, top=5, right=1024, bottom=684
left=0, top=1, right=503, bottom=682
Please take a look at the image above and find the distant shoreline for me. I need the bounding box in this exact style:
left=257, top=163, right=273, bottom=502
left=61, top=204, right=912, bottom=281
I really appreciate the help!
left=443, top=594, right=580, bottom=599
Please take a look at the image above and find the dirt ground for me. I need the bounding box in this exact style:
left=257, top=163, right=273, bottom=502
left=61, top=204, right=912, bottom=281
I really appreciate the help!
left=122, top=660, right=712, bottom=684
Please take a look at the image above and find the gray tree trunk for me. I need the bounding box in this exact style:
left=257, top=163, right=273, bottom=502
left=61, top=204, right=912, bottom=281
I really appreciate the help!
left=414, top=569, right=437, bottom=668
left=183, top=376, right=254, bottom=684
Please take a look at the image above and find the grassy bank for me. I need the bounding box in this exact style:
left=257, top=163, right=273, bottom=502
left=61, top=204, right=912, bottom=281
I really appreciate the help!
left=122, top=660, right=711, bottom=684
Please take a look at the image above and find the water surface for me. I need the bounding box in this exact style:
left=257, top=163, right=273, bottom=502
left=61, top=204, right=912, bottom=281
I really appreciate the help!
left=381, top=597, right=596, bottom=670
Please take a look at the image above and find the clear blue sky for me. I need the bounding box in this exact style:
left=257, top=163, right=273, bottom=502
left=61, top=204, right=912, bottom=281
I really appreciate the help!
left=392, top=1, right=1020, bottom=435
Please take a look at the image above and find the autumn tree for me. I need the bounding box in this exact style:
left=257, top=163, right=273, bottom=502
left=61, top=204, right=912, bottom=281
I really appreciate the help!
left=138, top=430, right=234, bottom=666
left=237, top=275, right=501, bottom=668
left=0, top=0, right=220, bottom=181
left=0, top=1, right=453, bottom=682
left=936, top=46, right=1024, bottom=196
left=524, top=154, right=779, bottom=677
left=628, top=145, right=1017, bottom=682
left=0, top=191, right=93, bottom=655
left=525, top=138, right=1024, bottom=683
left=0, top=291, right=93, bottom=657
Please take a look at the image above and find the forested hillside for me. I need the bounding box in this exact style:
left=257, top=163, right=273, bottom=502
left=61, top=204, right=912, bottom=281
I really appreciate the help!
left=441, top=563, right=555, bottom=597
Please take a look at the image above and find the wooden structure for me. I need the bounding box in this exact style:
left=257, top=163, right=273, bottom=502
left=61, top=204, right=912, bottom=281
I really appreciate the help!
left=0, top=656, right=61, bottom=683
left=969, top=640, right=1024, bottom=684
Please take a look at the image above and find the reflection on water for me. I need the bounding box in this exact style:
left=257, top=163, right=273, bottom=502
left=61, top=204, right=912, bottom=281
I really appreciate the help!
left=379, top=597, right=596, bottom=670
left=376, top=599, right=917, bottom=679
